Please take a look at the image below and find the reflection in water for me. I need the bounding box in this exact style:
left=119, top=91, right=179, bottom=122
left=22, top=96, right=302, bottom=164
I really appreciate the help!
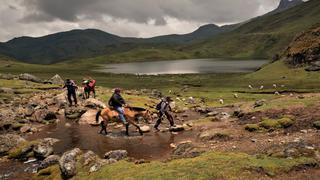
left=96, top=59, right=269, bottom=75
left=27, top=118, right=195, bottom=160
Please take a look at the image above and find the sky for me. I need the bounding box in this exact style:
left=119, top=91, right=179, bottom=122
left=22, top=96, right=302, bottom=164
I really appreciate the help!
left=0, top=0, right=284, bottom=42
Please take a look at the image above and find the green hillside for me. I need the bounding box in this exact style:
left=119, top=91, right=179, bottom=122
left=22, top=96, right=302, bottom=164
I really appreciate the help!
left=186, top=0, right=320, bottom=59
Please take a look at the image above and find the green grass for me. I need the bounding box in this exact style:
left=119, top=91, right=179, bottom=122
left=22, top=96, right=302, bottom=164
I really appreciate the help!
left=70, top=152, right=316, bottom=180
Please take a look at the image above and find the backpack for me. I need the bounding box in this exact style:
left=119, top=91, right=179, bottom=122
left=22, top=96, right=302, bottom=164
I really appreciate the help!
left=155, top=101, right=163, bottom=110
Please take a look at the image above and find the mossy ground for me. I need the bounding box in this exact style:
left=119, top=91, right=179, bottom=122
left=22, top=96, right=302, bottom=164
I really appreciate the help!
left=70, top=152, right=316, bottom=180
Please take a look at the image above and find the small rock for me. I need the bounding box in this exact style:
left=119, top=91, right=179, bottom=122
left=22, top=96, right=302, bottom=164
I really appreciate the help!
left=20, top=125, right=32, bottom=133
left=251, top=139, right=257, bottom=143
left=104, top=150, right=128, bottom=161
left=169, top=125, right=185, bottom=132
left=65, top=123, right=71, bottom=127
left=207, top=111, right=218, bottom=117
left=140, top=125, right=151, bottom=133
left=300, top=130, right=308, bottom=134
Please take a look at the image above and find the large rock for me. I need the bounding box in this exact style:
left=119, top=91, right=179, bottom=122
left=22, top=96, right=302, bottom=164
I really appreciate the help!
left=49, top=74, right=64, bottom=85
left=33, top=143, right=54, bottom=160
left=104, top=150, right=128, bottom=161
left=83, top=151, right=109, bottom=173
left=172, top=141, right=203, bottom=159
left=84, top=98, right=106, bottom=109
left=38, top=155, right=60, bottom=171
left=65, top=107, right=87, bottom=119
left=0, top=134, right=26, bottom=155
left=53, top=93, right=68, bottom=108
left=59, top=148, right=82, bottom=179
left=18, top=73, right=42, bottom=83
left=79, top=109, right=98, bottom=125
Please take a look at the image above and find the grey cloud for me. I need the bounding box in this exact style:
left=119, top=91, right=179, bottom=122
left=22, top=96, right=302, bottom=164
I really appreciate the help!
left=19, top=0, right=281, bottom=25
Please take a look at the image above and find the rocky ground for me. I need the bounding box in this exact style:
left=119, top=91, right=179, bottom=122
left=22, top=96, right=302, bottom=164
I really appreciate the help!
left=0, top=73, right=319, bottom=179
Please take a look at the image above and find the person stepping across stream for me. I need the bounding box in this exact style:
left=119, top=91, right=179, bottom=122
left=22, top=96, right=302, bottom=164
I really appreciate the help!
left=154, top=97, right=175, bottom=131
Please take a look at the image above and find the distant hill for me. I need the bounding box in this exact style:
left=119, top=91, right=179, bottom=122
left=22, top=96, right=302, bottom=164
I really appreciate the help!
left=0, top=24, right=229, bottom=64
left=186, top=0, right=319, bottom=59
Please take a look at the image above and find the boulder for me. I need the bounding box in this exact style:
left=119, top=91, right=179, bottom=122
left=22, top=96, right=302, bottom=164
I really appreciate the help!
left=83, top=151, right=108, bottom=173
left=84, top=98, right=106, bottom=109
left=33, top=143, right=54, bottom=160
left=18, top=73, right=42, bottom=83
left=79, top=109, right=99, bottom=125
left=104, top=150, right=128, bottom=161
left=43, top=111, right=57, bottom=121
left=172, top=141, right=203, bottom=159
left=38, top=155, right=60, bottom=171
left=0, top=134, right=26, bottom=155
left=59, top=148, right=82, bottom=178
left=65, top=107, right=87, bottom=119
left=49, top=74, right=64, bottom=85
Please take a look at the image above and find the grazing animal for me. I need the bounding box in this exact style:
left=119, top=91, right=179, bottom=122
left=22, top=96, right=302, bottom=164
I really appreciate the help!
left=96, top=107, right=152, bottom=136
left=273, top=84, right=277, bottom=88
left=274, top=91, right=280, bottom=95
left=260, top=85, right=264, bottom=90
left=219, top=99, right=224, bottom=104
left=248, top=85, right=253, bottom=89
left=233, top=93, right=238, bottom=98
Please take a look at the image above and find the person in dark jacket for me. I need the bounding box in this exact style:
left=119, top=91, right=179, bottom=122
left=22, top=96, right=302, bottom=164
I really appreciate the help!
left=154, top=97, right=175, bottom=131
left=63, top=79, right=78, bottom=106
left=108, top=88, right=128, bottom=125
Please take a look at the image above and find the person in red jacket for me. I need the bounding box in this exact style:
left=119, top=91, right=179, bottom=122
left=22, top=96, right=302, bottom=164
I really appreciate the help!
left=83, top=76, right=96, bottom=99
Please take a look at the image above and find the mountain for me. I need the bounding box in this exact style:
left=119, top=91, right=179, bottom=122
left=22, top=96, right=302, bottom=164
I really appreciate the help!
left=270, top=0, right=304, bottom=14
left=0, top=24, right=228, bottom=64
left=186, top=0, right=319, bottom=59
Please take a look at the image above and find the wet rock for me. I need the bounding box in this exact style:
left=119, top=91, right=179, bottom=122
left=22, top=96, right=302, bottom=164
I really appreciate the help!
left=38, top=155, right=60, bottom=171
left=33, top=143, right=54, bottom=160
left=59, top=148, right=82, bottom=178
left=84, top=98, right=106, bottom=109
left=104, top=150, right=128, bottom=161
left=195, top=107, right=209, bottom=114
left=18, top=73, right=42, bottom=83
left=172, top=141, right=203, bottom=159
left=83, top=151, right=108, bottom=173
left=65, top=107, right=87, bottom=119
left=169, top=125, right=185, bottom=132
left=49, top=74, right=64, bottom=85
left=79, top=109, right=98, bottom=125
left=254, top=99, right=266, bottom=108
left=0, top=134, right=26, bottom=155
left=140, top=125, right=151, bottom=133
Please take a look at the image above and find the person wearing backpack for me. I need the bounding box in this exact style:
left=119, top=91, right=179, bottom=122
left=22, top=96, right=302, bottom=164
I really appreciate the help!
left=154, top=97, right=175, bottom=131
left=63, top=79, right=78, bottom=106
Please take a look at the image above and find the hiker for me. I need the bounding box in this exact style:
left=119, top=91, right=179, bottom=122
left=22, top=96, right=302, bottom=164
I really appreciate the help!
left=63, top=79, right=78, bottom=106
left=108, top=88, right=128, bottom=125
left=82, top=77, right=96, bottom=99
left=154, top=97, right=175, bottom=131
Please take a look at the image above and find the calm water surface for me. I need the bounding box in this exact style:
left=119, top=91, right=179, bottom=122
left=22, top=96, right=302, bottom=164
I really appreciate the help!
left=96, top=59, right=269, bottom=75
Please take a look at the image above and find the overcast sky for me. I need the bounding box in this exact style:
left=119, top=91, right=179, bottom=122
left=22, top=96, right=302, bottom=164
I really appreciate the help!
left=0, top=0, right=284, bottom=42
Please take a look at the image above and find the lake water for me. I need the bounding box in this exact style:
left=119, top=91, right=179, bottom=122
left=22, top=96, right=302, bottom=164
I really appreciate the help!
left=96, top=59, right=269, bottom=75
